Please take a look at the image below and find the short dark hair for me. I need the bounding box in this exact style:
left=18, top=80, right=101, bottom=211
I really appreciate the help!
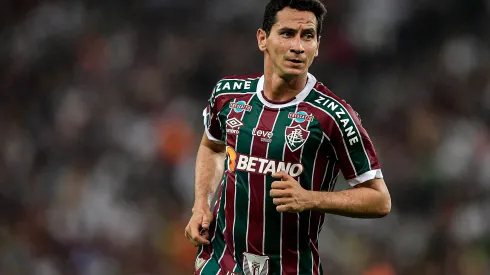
left=262, top=0, right=327, bottom=39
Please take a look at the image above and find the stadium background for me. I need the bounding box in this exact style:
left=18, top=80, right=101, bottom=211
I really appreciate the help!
left=0, top=0, right=489, bottom=274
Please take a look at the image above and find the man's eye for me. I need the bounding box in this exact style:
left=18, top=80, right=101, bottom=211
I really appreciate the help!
left=303, top=34, right=314, bottom=39
left=281, top=32, right=294, bottom=37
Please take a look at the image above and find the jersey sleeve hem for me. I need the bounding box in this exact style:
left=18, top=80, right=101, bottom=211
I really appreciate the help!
left=346, top=169, right=383, bottom=187
left=202, top=108, right=225, bottom=144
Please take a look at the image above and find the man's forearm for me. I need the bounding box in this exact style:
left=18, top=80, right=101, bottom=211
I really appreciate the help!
left=308, top=185, right=391, bottom=218
left=194, top=143, right=225, bottom=209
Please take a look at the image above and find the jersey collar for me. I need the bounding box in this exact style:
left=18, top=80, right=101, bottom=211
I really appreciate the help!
left=256, top=72, right=317, bottom=109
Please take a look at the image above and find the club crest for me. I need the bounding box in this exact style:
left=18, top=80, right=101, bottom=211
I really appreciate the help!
left=285, top=125, right=310, bottom=152
left=195, top=257, right=207, bottom=271
left=243, top=252, right=269, bottom=275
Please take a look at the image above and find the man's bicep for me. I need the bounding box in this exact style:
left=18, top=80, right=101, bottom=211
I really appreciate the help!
left=201, top=132, right=226, bottom=154
left=354, top=178, right=388, bottom=193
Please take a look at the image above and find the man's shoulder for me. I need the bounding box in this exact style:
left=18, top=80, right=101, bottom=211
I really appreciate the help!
left=212, top=73, right=262, bottom=96
left=304, top=81, right=361, bottom=123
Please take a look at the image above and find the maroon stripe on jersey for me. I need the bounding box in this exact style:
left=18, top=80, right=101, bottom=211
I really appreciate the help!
left=247, top=108, right=278, bottom=255
left=220, top=94, right=255, bottom=270
left=198, top=182, right=224, bottom=261
left=307, top=139, right=329, bottom=274
left=308, top=149, right=327, bottom=239
left=304, top=103, right=358, bottom=179
left=281, top=104, right=312, bottom=274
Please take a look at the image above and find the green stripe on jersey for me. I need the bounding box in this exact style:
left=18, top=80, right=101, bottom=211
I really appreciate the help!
left=306, top=90, right=371, bottom=175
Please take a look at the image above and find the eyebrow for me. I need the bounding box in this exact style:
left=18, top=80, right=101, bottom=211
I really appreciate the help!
left=277, top=27, right=316, bottom=34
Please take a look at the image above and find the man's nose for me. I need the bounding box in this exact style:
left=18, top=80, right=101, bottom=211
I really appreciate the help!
left=290, top=36, right=305, bottom=54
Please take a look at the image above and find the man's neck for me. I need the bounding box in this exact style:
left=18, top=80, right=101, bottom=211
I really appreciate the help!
left=263, top=70, right=308, bottom=103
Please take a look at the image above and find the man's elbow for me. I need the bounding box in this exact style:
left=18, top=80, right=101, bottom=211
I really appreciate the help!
left=377, top=193, right=391, bottom=217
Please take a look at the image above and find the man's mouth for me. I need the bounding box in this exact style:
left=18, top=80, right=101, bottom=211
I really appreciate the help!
left=288, top=59, right=302, bottom=64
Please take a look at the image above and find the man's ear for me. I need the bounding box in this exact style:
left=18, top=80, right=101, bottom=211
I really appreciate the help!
left=257, top=29, right=267, bottom=52
left=315, top=36, right=321, bottom=57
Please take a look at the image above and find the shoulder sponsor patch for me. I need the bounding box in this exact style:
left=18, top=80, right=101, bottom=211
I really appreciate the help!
left=313, top=94, right=361, bottom=146
left=216, top=79, right=253, bottom=92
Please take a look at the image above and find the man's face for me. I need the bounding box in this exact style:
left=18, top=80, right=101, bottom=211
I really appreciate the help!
left=258, top=7, right=320, bottom=78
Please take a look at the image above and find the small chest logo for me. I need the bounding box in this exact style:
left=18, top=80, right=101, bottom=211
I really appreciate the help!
left=230, top=100, right=252, bottom=113
left=285, top=125, right=310, bottom=152
left=226, top=117, right=244, bottom=128
left=226, top=118, right=244, bottom=135
left=288, top=111, right=313, bottom=123
left=252, top=127, right=273, bottom=143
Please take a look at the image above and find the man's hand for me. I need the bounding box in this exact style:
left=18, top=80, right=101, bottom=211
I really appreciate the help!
left=185, top=207, right=213, bottom=246
left=270, top=171, right=312, bottom=213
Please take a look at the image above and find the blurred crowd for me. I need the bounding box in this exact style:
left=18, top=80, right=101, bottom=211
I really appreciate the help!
left=0, top=0, right=489, bottom=274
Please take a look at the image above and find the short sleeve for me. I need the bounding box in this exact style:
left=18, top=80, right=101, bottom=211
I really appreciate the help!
left=314, top=99, right=383, bottom=187
left=334, top=106, right=383, bottom=186
left=202, top=88, right=225, bottom=144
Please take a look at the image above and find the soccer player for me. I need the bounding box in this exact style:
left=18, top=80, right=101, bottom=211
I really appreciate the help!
left=184, top=0, right=391, bottom=274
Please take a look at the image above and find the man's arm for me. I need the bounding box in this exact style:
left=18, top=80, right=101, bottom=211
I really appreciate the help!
left=185, top=132, right=226, bottom=246
left=308, top=178, right=391, bottom=218
left=270, top=172, right=391, bottom=218
left=194, top=133, right=226, bottom=210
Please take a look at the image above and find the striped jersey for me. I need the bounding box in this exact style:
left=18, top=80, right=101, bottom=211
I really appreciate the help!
left=195, top=73, right=383, bottom=275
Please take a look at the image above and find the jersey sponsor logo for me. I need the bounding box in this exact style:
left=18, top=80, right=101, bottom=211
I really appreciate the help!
left=288, top=111, right=313, bottom=123
left=216, top=80, right=252, bottom=92
left=230, top=101, right=252, bottom=113
left=313, top=95, right=360, bottom=145
left=285, top=125, right=310, bottom=152
left=226, top=118, right=244, bottom=135
left=252, top=127, right=273, bottom=143
left=195, top=257, right=207, bottom=271
left=243, top=252, right=269, bottom=275
left=226, top=147, right=303, bottom=177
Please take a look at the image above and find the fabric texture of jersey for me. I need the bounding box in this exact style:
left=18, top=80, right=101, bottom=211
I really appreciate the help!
left=196, top=73, right=383, bottom=275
